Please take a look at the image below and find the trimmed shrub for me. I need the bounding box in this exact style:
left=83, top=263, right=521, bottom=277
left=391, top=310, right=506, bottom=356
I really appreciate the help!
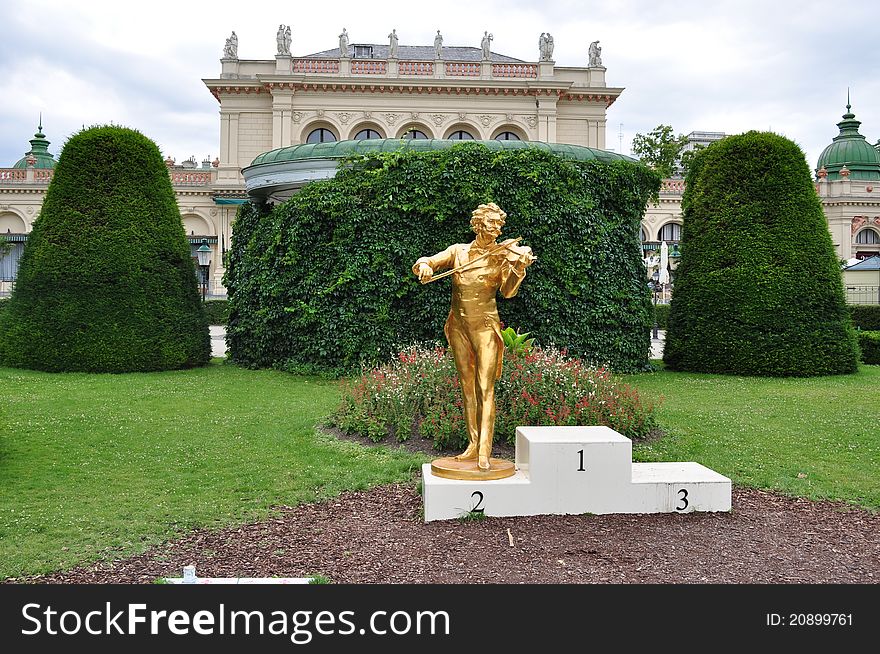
left=0, top=126, right=210, bottom=372
left=226, top=144, right=660, bottom=374
left=663, top=132, right=859, bottom=376
left=849, top=305, right=880, bottom=331
left=203, top=299, right=229, bottom=325
left=329, top=343, right=660, bottom=450
left=858, top=331, right=880, bottom=364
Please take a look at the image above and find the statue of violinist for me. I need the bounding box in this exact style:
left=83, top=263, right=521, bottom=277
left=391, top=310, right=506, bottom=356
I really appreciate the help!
left=413, top=203, right=536, bottom=479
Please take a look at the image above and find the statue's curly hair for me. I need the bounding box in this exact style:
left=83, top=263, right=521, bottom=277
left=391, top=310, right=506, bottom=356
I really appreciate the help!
left=470, top=202, right=507, bottom=234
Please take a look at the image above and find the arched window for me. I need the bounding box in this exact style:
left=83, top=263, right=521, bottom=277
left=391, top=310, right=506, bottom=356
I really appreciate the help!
left=448, top=130, right=474, bottom=140
left=856, top=228, right=880, bottom=244
left=495, top=131, right=521, bottom=141
left=306, top=128, right=337, bottom=144
left=659, top=222, right=682, bottom=242
left=401, top=129, right=429, bottom=139
left=354, top=129, right=382, bottom=140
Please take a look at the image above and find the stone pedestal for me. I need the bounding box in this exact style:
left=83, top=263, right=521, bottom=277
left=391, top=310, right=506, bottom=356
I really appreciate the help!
left=538, top=61, right=554, bottom=79
left=422, top=426, right=731, bottom=521
left=275, top=55, right=292, bottom=74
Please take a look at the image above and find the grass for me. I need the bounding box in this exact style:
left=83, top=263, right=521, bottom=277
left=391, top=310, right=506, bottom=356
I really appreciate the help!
left=0, top=361, right=424, bottom=579
left=627, top=364, right=880, bottom=511
left=2, top=358, right=877, bottom=580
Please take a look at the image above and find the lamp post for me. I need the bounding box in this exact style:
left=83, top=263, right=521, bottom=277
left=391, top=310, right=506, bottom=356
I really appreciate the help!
left=196, top=239, right=211, bottom=303
left=649, top=270, right=660, bottom=339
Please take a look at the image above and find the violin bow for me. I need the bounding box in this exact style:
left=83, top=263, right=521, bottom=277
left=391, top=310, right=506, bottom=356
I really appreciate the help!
left=421, top=237, right=523, bottom=284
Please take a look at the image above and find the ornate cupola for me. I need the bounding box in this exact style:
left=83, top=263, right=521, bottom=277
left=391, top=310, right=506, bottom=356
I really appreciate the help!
left=816, top=95, right=880, bottom=181
left=12, top=117, right=56, bottom=169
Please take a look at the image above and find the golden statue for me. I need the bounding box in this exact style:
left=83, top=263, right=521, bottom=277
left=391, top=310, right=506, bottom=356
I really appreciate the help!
left=413, top=203, right=536, bottom=480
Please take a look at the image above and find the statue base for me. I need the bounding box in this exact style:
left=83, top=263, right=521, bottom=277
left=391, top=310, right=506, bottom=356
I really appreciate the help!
left=430, top=456, right=515, bottom=481
left=422, top=426, right=732, bottom=521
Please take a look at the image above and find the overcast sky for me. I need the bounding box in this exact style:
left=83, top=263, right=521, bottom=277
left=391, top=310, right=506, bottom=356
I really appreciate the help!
left=1, top=0, right=877, bottom=173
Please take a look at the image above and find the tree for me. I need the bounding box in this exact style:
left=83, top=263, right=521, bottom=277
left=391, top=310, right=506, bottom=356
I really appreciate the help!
left=631, top=125, right=688, bottom=178
left=0, top=126, right=211, bottom=372
left=0, top=235, right=10, bottom=259
left=678, top=144, right=705, bottom=176
left=663, top=131, right=859, bottom=377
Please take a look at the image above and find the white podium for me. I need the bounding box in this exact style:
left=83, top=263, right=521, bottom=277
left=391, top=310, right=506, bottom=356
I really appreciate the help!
left=422, top=426, right=731, bottom=521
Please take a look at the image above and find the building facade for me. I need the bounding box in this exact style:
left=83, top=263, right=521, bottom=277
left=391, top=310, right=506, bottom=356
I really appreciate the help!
left=1, top=30, right=619, bottom=297
left=3, top=31, right=877, bottom=303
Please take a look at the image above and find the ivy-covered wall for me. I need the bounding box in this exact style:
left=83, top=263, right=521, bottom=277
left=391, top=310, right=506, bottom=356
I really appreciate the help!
left=226, top=144, right=660, bottom=374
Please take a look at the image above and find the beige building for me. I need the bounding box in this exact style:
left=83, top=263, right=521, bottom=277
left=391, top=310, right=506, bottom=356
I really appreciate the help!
left=5, top=30, right=876, bottom=303
left=1, top=30, right=620, bottom=297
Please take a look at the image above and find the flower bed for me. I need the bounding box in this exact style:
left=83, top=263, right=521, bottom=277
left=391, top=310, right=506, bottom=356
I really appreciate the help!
left=330, top=344, right=660, bottom=451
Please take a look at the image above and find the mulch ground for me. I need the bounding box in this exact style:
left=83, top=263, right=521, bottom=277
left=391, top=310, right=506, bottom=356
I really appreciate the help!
left=11, top=430, right=879, bottom=584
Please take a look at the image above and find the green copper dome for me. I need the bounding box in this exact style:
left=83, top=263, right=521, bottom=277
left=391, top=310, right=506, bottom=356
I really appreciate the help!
left=816, top=101, right=880, bottom=181
left=244, top=138, right=637, bottom=202
left=12, top=121, right=56, bottom=169
left=249, top=138, right=636, bottom=167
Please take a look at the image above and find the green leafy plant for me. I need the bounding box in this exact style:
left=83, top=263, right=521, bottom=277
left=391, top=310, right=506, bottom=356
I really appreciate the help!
left=501, top=326, right=534, bottom=356
left=0, top=125, right=210, bottom=372
left=308, top=575, right=332, bottom=584
left=849, top=305, right=880, bottom=331
left=0, top=235, right=10, bottom=259
left=225, top=143, right=660, bottom=375
left=457, top=509, right=487, bottom=523
left=664, top=132, right=859, bottom=377
left=329, top=343, right=660, bottom=452
left=857, top=331, right=880, bottom=364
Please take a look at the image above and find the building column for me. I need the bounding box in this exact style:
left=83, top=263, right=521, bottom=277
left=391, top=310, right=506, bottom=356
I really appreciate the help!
left=536, top=96, right=557, bottom=143
left=272, top=91, right=295, bottom=149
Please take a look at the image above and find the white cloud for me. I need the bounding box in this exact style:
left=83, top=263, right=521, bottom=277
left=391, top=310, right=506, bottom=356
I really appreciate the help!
left=0, top=0, right=877, bottom=171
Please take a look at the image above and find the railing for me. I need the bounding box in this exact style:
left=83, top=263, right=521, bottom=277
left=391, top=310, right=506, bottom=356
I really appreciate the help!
left=293, top=58, right=339, bottom=74
left=399, top=61, right=434, bottom=75
left=846, top=286, right=880, bottom=305
left=492, top=63, right=537, bottom=78
left=445, top=62, right=480, bottom=76
left=351, top=59, right=387, bottom=74
left=170, top=171, right=214, bottom=186
left=285, top=57, right=542, bottom=79
left=0, top=169, right=27, bottom=181
left=0, top=168, right=214, bottom=187
left=660, top=179, right=686, bottom=195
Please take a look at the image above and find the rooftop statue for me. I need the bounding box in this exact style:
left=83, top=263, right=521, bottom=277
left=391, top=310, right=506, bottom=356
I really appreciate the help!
left=481, top=31, right=493, bottom=60
left=539, top=32, right=554, bottom=61
left=339, top=28, right=349, bottom=57
left=413, top=203, right=536, bottom=479
left=277, top=24, right=291, bottom=56
left=588, top=40, right=602, bottom=67
left=223, top=31, right=238, bottom=59
left=388, top=28, right=399, bottom=58
left=434, top=30, right=443, bottom=59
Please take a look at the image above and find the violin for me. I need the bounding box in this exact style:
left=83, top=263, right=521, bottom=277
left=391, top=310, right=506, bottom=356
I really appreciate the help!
left=494, top=238, right=537, bottom=264
left=422, top=237, right=536, bottom=284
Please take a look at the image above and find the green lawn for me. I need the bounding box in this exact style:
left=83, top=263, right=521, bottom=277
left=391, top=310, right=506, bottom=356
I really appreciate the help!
left=0, top=361, right=424, bottom=579
left=627, top=364, right=880, bottom=511
left=2, top=360, right=877, bottom=580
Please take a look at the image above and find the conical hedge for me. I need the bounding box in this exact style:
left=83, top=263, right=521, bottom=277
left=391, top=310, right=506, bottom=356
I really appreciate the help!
left=663, top=131, right=859, bottom=376
left=0, top=126, right=210, bottom=372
